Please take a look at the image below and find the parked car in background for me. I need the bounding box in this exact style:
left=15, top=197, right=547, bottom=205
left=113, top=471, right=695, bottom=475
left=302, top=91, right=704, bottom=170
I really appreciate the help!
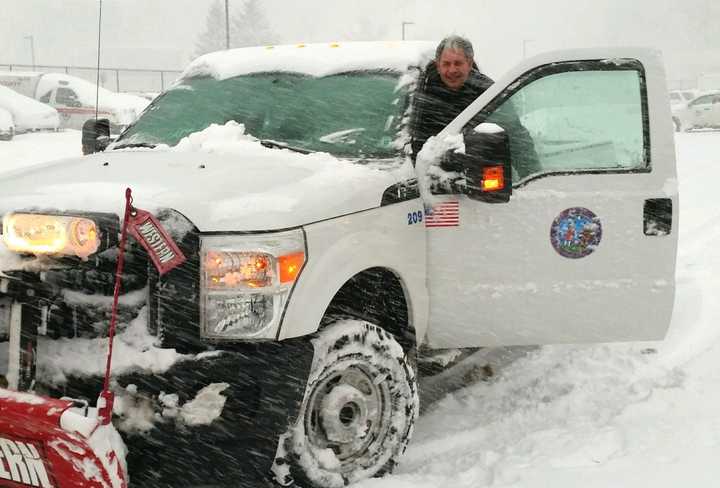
left=0, top=85, right=59, bottom=132
left=669, top=89, right=698, bottom=109
left=0, top=107, right=14, bottom=140
left=672, top=90, right=720, bottom=131
left=0, top=71, right=149, bottom=132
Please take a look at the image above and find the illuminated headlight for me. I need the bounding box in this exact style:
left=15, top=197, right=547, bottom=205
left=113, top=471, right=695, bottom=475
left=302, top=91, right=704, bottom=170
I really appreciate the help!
left=2, top=213, right=100, bottom=259
left=200, top=229, right=306, bottom=340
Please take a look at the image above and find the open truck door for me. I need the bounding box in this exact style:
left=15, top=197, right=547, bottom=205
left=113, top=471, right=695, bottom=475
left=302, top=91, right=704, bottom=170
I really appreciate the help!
left=426, top=48, right=678, bottom=348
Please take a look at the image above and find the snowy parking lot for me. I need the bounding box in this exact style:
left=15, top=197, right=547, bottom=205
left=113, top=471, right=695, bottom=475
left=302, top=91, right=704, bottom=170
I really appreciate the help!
left=0, top=130, right=719, bottom=487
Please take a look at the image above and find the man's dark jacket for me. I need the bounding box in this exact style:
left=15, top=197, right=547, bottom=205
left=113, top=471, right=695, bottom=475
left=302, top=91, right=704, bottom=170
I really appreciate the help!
left=411, top=61, right=493, bottom=158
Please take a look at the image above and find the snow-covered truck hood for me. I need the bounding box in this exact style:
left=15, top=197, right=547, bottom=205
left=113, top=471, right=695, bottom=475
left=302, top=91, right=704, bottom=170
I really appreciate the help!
left=0, top=132, right=406, bottom=232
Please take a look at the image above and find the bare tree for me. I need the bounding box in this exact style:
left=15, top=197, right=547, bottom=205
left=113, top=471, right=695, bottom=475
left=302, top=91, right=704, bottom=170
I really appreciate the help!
left=234, top=0, right=276, bottom=47
left=193, top=0, right=276, bottom=59
left=193, top=0, right=227, bottom=58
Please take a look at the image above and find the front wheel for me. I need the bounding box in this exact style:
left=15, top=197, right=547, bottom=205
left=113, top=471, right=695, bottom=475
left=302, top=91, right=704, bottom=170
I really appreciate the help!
left=273, top=320, right=418, bottom=488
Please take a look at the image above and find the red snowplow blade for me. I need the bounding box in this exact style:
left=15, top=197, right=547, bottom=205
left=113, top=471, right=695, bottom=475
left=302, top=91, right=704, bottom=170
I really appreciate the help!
left=0, top=388, right=127, bottom=488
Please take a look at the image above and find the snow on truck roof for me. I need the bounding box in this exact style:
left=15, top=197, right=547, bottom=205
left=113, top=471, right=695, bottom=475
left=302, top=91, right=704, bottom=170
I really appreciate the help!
left=181, top=41, right=436, bottom=80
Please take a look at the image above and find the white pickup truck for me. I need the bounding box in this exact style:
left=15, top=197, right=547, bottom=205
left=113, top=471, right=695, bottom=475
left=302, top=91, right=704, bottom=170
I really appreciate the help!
left=0, top=42, right=677, bottom=488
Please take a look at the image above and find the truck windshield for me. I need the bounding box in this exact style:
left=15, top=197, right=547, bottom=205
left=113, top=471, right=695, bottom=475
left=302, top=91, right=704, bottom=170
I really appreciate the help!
left=115, top=71, right=409, bottom=158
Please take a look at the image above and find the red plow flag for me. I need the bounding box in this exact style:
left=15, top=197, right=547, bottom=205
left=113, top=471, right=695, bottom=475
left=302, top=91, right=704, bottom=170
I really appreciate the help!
left=126, top=205, right=186, bottom=276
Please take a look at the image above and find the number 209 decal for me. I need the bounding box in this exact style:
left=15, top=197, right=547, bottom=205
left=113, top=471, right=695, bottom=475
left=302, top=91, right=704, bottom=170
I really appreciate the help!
left=407, top=210, right=423, bottom=225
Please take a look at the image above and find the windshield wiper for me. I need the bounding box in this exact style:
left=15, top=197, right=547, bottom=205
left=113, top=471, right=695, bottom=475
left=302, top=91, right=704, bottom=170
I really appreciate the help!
left=113, top=142, right=158, bottom=150
left=259, top=139, right=312, bottom=154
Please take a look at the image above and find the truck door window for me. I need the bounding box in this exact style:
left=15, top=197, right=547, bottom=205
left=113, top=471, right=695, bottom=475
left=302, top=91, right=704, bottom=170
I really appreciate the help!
left=39, top=90, right=52, bottom=103
left=474, top=60, right=648, bottom=184
left=56, top=87, right=79, bottom=106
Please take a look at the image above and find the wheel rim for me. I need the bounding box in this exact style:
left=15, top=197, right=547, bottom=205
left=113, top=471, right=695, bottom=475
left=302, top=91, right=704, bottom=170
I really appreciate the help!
left=304, top=361, right=391, bottom=471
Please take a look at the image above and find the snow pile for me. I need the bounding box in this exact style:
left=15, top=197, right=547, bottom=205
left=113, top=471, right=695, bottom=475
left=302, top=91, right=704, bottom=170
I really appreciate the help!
left=182, top=41, right=434, bottom=80
left=0, top=130, right=81, bottom=176
left=0, top=387, right=48, bottom=405
left=170, top=119, right=255, bottom=153
left=37, top=307, right=189, bottom=385
left=414, top=133, right=465, bottom=209
left=355, top=343, right=682, bottom=488
left=0, top=85, right=59, bottom=131
left=0, top=243, right=28, bottom=274
left=177, top=382, right=229, bottom=426
left=114, top=381, right=230, bottom=433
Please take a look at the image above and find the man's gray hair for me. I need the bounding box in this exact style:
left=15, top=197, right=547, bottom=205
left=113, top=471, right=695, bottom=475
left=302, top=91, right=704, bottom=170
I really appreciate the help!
left=435, top=35, right=474, bottom=61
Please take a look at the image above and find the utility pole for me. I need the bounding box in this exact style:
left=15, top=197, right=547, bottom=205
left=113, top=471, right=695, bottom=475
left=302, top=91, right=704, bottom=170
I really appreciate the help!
left=24, top=35, right=36, bottom=70
left=225, top=0, right=230, bottom=49
left=401, top=21, right=414, bottom=41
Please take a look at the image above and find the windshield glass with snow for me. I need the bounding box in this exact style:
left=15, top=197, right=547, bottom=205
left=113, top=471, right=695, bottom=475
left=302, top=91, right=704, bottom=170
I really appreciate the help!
left=115, top=71, right=408, bottom=158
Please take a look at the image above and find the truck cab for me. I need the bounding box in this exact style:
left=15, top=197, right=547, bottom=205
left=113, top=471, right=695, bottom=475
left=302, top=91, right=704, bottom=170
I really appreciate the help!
left=0, top=42, right=677, bottom=488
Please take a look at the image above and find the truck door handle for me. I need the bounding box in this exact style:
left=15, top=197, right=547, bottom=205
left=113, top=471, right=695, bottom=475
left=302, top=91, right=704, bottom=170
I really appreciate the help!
left=644, top=198, right=672, bottom=236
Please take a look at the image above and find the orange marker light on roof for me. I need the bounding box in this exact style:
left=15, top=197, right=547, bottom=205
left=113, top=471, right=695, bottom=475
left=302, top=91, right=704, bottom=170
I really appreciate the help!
left=482, top=165, right=505, bottom=192
left=297, top=43, right=306, bottom=48
left=330, top=43, right=340, bottom=48
left=279, top=251, right=305, bottom=283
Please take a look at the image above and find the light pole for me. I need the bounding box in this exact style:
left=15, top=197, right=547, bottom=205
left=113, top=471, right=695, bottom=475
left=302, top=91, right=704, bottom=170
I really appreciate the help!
left=225, top=0, right=230, bottom=49
left=24, top=35, right=36, bottom=70
left=401, top=21, right=414, bottom=41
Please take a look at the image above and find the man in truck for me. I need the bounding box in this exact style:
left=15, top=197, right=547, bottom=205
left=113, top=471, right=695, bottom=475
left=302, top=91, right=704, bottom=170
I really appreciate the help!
left=412, top=36, right=539, bottom=176
left=411, top=35, right=494, bottom=158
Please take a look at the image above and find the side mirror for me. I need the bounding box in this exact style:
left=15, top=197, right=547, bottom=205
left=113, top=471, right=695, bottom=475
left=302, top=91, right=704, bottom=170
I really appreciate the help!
left=81, top=118, right=111, bottom=155
left=447, top=123, right=512, bottom=203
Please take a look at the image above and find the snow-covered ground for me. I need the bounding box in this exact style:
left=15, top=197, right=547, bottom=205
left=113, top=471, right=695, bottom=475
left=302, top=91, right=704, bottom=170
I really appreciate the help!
left=0, top=130, right=719, bottom=486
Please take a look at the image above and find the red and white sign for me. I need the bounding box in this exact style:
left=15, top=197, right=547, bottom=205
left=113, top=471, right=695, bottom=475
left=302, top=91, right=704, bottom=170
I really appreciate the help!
left=0, top=436, right=53, bottom=488
left=127, top=208, right=186, bottom=275
left=425, top=201, right=460, bottom=228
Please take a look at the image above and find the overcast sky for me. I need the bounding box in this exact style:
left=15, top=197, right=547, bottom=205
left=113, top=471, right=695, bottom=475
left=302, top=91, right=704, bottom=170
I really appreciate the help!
left=2, top=0, right=718, bottom=87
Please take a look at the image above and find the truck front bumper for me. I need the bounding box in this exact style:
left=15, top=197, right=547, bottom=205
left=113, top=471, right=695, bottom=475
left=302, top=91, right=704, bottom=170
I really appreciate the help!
left=54, top=339, right=313, bottom=488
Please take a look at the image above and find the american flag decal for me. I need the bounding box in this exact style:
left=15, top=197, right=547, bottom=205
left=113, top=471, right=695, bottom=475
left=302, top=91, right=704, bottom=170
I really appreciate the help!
left=425, top=200, right=460, bottom=227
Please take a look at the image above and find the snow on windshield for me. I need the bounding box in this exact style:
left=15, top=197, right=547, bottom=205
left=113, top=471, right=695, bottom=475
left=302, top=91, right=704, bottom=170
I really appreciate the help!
left=117, top=70, right=414, bottom=158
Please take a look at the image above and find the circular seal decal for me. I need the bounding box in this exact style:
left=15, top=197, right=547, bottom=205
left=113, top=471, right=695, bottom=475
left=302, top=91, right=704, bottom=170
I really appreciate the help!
left=550, top=207, right=602, bottom=259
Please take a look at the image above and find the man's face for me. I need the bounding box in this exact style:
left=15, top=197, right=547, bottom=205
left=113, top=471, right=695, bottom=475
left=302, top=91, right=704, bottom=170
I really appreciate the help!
left=437, top=48, right=473, bottom=91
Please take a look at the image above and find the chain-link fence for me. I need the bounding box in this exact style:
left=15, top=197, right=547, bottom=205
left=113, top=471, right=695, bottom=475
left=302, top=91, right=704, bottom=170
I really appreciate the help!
left=0, top=63, right=182, bottom=94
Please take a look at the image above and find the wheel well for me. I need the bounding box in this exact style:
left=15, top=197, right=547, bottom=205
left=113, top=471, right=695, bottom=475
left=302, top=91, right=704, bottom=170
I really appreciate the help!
left=321, top=267, right=415, bottom=353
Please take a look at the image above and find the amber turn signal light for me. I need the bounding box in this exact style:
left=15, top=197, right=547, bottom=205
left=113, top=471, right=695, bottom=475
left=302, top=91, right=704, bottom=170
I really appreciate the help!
left=279, top=251, right=305, bottom=283
left=482, top=165, right=505, bottom=192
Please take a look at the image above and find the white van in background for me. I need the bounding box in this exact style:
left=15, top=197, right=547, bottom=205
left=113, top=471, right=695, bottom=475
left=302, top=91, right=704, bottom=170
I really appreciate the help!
left=0, top=85, right=59, bottom=132
left=0, top=71, right=149, bottom=132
